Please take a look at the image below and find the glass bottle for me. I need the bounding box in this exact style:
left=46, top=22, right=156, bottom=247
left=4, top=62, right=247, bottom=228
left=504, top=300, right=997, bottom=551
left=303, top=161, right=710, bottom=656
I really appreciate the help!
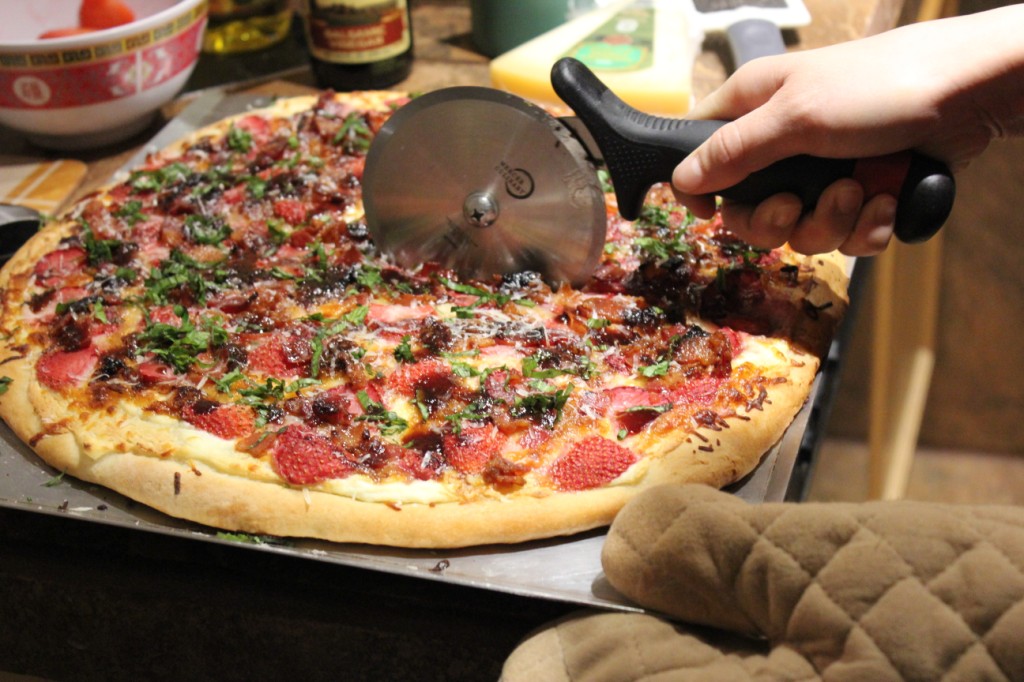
left=303, top=0, right=414, bottom=90
left=203, top=0, right=294, bottom=54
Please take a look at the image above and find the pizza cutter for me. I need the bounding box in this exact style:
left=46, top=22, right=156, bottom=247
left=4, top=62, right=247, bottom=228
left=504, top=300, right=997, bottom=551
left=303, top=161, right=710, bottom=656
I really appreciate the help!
left=363, top=58, right=955, bottom=286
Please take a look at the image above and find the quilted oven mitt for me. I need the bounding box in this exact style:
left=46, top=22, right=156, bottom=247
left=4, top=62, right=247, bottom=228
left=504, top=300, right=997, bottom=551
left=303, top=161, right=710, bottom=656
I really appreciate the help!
left=502, top=484, right=1024, bottom=681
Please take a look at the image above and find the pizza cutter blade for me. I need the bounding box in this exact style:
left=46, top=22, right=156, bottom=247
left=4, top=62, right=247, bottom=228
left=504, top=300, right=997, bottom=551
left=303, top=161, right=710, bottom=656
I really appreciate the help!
left=362, top=87, right=607, bottom=286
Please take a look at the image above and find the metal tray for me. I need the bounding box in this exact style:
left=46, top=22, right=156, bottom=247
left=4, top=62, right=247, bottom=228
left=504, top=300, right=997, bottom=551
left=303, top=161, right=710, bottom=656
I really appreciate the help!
left=0, top=89, right=828, bottom=611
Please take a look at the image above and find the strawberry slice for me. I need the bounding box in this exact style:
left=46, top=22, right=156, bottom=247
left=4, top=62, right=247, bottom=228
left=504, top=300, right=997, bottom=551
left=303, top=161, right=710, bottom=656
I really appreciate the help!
left=443, top=424, right=507, bottom=474
left=36, top=347, right=98, bottom=389
left=137, top=361, right=178, bottom=385
left=271, top=424, right=352, bottom=485
left=272, top=199, right=307, bottom=226
left=33, top=247, right=86, bottom=288
left=79, top=0, right=135, bottom=30
left=182, top=401, right=255, bottom=440
left=604, top=386, right=671, bottom=437
left=386, top=358, right=452, bottom=398
left=548, top=437, right=638, bottom=491
left=668, top=375, right=724, bottom=407
left=247, top=335, right=307, bottom=378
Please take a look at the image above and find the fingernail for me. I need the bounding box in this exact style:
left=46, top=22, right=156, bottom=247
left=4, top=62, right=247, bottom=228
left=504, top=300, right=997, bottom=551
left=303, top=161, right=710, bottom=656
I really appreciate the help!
left=876, top=195, right=898, bottom=225
left=865, top=224, right=894, bottom=250
left=771, top=203, right=802, bottom=230
left=866, top=196, right=898, bottom=249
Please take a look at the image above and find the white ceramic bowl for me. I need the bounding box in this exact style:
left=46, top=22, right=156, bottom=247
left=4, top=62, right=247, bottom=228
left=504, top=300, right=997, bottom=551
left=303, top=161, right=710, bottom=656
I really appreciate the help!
left=0, top=0, right=207, bottom=150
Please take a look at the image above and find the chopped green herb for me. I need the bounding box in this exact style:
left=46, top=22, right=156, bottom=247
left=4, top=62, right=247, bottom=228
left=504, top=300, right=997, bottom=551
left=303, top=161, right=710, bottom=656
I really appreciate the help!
left=393, top=335, right=415, bottom=363
left=355, top=390, right=408, bottom=436
left=266, top=218, right=289, bottom=245
left=129, top=162, right=192, bottom=192
left=0, top=376, right=11, bottom=395
left=332, top=113, right=373, bottom=153
left=213, top=369, right=247, bottom=394
left=137, top=306, right=228, bottom=373
left=238, top=377, right=320, bottom=403
left=144, top=250, right=225, bottom=306
left=439, top=276, right=511, bottom=318
left=355, top=265, right=383, bottom=290
left=227, top=125, right=253, bottom=153
left=184, top=214, right=231, bottom=245
left=114, top=200, right=147, bottom=226
left=450, top=361, right=479, bottom=378
left=521, top=355, right=567, bottom=380
left=91, top=299, right=108, bottom=324
left=215, top=531, right=291, bottom=546
left=511, top=383, right=574, bottom=422
left=445, top=401, right=489, bottom=434
left=308, top=311, right=365, bottom=378
left=342, top=304, right=369, bottom=326
left=413, top=390, right=430, bottom=421
left=639, top=359, right=669, bottom=377
left=623, top=403, right=672, bottom=414
left=638, top=334, right=683, bottom=378
left=81, top=221, right=123, bottom=266
left=244, top=175, right=268, bottom=199
left=638, top=204, right=673, bottom=230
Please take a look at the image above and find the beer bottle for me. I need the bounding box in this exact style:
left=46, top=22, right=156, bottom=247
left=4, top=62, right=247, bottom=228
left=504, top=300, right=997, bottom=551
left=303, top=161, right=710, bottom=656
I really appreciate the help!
left=303, top=0, right=414, bottom=90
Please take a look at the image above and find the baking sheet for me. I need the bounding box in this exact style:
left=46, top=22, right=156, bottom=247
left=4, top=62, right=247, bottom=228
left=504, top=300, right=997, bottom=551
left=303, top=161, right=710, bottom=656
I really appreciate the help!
left=0, top=89, right=823, bottom=611
left=0, top=394, right=813, bottom=611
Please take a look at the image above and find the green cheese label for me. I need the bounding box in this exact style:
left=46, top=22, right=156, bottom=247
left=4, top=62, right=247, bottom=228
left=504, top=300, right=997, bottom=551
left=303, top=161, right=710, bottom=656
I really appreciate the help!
left=564, top=6, right=655, bottom=72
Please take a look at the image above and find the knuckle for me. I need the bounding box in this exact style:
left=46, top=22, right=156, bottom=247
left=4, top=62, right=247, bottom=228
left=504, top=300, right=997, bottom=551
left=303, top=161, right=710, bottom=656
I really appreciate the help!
left=707, top=124, right=750, bottom=168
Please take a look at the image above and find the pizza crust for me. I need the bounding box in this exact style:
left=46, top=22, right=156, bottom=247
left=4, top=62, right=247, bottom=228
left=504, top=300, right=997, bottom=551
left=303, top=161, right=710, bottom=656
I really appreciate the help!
left=0, top=91, right=846, bottom=548
left=0, top=335, right=817, bottom=547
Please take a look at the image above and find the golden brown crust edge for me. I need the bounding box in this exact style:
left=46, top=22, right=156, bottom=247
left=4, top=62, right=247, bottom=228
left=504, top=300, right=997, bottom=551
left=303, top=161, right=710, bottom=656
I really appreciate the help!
left=791, top=249, right=850, bottom=358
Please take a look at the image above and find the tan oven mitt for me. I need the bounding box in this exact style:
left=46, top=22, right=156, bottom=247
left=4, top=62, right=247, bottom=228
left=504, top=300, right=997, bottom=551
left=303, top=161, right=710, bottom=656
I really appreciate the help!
left=502, top=484, right=1024, bottom=681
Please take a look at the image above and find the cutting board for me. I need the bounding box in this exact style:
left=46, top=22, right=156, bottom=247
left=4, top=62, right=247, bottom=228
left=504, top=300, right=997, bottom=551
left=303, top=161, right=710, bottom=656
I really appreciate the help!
left=0, top=159, right=88, bottom=216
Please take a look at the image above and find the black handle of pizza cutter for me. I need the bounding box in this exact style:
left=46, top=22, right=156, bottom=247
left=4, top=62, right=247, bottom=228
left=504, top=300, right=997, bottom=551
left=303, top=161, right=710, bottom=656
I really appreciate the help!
left=550, top=57, right=955, bottom=244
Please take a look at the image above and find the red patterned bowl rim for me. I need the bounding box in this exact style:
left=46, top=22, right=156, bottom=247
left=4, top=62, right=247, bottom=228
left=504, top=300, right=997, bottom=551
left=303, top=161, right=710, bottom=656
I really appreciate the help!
left=0, top=1, right=208, bottom=111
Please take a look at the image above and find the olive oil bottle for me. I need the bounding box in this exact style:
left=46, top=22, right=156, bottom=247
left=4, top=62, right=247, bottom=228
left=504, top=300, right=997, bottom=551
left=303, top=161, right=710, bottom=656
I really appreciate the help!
left=203, top=0, right=294, bottom=54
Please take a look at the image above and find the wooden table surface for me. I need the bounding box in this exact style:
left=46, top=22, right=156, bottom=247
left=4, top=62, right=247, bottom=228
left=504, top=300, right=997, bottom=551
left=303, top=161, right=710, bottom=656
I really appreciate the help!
left=0, top=2, right=906, bottom=680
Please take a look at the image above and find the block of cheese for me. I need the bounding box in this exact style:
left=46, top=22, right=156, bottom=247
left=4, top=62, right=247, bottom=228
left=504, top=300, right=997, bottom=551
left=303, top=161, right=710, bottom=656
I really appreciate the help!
left=489, top=0, right=704, bottom=116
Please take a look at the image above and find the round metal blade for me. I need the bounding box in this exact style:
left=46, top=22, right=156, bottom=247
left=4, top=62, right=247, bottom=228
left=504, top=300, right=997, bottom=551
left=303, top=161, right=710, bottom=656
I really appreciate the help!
left=363, top=87, right=606, bottom=286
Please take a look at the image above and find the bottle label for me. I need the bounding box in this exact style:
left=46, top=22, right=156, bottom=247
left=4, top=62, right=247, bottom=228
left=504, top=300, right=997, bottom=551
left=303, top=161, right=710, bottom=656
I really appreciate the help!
left=563, top=5, right=654, bottom=72
left=307, top=0, right=411, bottom=65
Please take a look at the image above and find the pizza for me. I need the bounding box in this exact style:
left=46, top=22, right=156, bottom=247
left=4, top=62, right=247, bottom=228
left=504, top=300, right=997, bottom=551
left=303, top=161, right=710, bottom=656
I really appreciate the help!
left=0, top=91, right=848, bottom=548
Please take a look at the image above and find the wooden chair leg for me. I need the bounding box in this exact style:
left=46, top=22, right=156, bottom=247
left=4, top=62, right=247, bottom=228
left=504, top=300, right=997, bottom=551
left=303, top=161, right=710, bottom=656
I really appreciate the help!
left=865, top=0, right=955, bottom=500
left=868, top=235, right=944, bottom=499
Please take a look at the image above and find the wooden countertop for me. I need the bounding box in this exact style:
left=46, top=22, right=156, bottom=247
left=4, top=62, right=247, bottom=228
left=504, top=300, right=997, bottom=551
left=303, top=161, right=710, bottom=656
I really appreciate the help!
left=1, top=0, right=907, bottom=206
left=0, top=2, right=907, bottom=680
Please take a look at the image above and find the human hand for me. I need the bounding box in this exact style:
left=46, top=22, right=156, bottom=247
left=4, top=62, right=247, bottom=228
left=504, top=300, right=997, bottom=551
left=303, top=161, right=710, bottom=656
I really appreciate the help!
left=672, top=6, right=1024, bottom=256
